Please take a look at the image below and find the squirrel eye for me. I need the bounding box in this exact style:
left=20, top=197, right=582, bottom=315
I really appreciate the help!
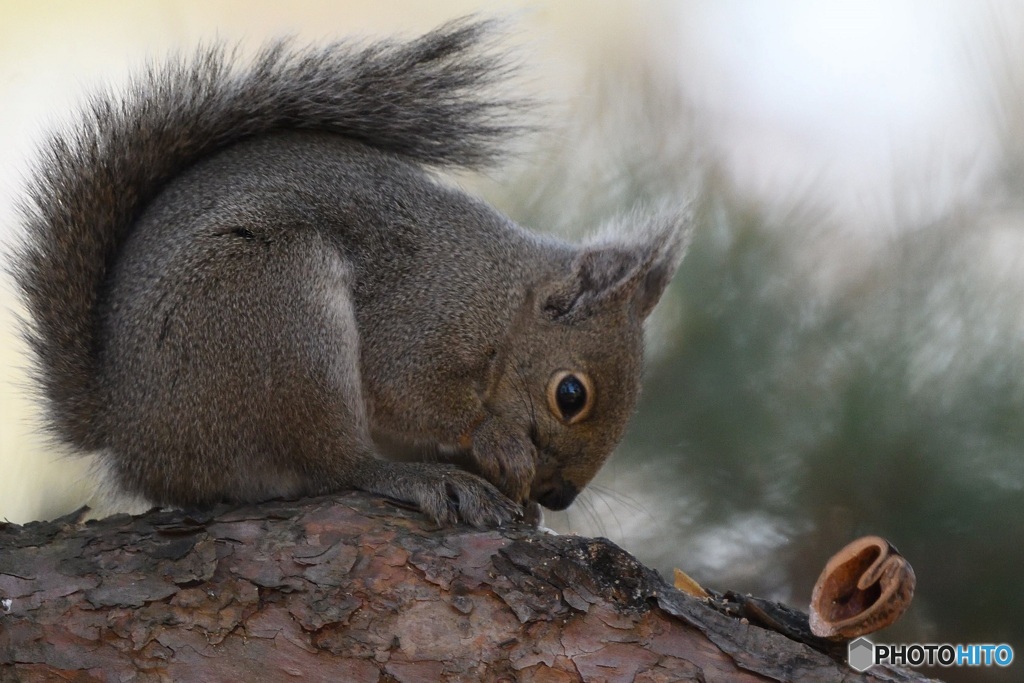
left=546, top=371, right=594, bottom=424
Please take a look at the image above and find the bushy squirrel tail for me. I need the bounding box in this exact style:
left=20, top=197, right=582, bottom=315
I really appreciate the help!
left=13, top=18, right=520, bottom=450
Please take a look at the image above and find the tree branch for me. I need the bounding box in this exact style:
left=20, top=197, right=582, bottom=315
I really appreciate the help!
left=0, top=493, right=941, bottom=682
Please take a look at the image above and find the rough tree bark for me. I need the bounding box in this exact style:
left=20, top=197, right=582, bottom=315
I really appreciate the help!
left=0, top=493, right=941, bottom=683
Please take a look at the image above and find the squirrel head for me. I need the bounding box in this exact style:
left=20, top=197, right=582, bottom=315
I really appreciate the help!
left=487, top=207, right=693, bottom=510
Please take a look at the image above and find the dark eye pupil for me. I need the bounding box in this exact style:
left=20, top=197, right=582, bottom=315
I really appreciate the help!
left=556, top=376, right=587, bottom=418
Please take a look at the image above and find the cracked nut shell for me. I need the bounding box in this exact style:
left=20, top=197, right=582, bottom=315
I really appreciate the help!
left=809, top=535, right=915, bottom=640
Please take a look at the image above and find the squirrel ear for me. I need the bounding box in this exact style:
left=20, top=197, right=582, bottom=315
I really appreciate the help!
left=542, top=206, right=694, bottom=322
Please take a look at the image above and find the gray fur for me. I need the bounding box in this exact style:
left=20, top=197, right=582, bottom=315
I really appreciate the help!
left=13, top=18, right=692, bottom=526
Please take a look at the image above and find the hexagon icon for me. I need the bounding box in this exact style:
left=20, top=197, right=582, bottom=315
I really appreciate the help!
left=848, top=637, right=875, bottom=672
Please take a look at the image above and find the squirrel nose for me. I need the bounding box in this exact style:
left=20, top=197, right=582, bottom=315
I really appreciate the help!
left=535, top=479, right=579, bottom=511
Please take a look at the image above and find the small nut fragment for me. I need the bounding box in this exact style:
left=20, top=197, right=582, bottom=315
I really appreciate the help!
left=809, top=535, right=915, bottom=640
left=673, top=567, right=710, bottom=599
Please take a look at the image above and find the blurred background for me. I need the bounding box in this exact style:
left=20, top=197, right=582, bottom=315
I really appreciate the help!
left=1, top=2, right=1022, bottom=680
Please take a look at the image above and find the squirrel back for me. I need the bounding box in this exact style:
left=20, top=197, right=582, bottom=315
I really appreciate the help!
left=14, top=19, right=691, bottom=525
left=15, top=19, right=516, bottom=450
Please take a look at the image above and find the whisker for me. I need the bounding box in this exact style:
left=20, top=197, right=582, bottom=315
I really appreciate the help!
left=586, top=486, right=626, bottom=538
left=589, top=483, right=654, bottom=519
left=570, top=491, right=606, bottom=536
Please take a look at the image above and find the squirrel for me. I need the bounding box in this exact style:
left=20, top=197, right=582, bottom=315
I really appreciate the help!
left=12, top=18, right=691, bottom=527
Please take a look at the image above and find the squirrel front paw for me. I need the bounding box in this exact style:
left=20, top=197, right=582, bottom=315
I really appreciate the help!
left=470, top=419, right=537, bottom=503
left=358, top=461, right=522, bottom=528
left=414, top=466, right=524, bottom=527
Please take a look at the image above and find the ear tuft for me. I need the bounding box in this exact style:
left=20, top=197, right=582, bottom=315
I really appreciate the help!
left=627, top=204, right=694, bottom=319
left=541, top=203, right=694, bottom=322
